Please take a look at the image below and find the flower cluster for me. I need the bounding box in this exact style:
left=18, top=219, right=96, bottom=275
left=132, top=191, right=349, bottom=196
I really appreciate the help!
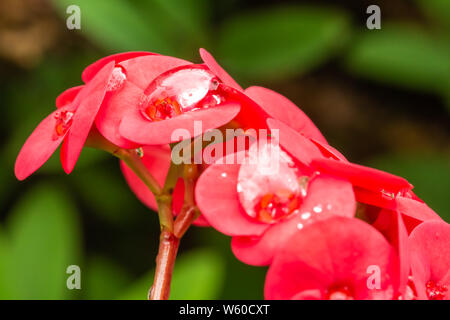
left=15, top=50, right=449, bottom=300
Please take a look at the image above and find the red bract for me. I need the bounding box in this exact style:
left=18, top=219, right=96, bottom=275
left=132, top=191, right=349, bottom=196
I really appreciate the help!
left=15, top=62, right=115, bottom=180
left=195, top=125, right=355, bottom=266
left=309, top=154, right=443, bottom=228
left=265, top=217, right=399, bottom=300
left=245, top=86, right=327, bottom=144
left=408, top=220, right=450, bottom=300
left=82, top=51, right=156, bottom=83
left=357, top=188, right=442, bottom=227
left=115, top=53, right=243, bottom=146
left=199, top=48, right=243, bottom=92
left=120, top=145, right=208, bottom=226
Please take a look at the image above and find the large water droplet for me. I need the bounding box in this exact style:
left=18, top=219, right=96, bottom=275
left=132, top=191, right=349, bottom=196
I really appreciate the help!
left=106, top=66, right=127, bottom=92
left=139, top=65, right=224, bottom=121
left=53, top=110, right=74, bottom=140
left=237, top=141, right=308, bottom=223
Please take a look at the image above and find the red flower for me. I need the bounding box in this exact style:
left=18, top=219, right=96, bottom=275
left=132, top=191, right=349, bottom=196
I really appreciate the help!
left=264, top=217, right=399, bottom=300
left=15, top=62, right=115, bottom=180
left=408, top=220, right=450, bottom=300
left=195, top=121, right=355, bottom=266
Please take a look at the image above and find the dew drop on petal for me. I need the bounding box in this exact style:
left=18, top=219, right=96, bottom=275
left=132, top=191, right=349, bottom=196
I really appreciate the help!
left=237, top=141, right=309, bottom=224
left=301, top=212, right=311, bottom=220
left=221, top=172, right=227, bottom=178
left=313, top=205, right=323, bottom=213
left=296, top=223, right=304, bottom=230
left=106, top=66, right=127, bottom=92
left=139, top=65, right=225, bottom=121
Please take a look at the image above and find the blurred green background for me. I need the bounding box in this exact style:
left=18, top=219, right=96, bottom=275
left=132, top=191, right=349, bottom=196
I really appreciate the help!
left=0, top=0, right=448, bottom=299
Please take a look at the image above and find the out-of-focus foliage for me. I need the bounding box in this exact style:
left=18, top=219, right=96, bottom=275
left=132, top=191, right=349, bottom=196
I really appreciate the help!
left=416, top=0, right=450, bottom=32
left=346, top=25, right=450, bottom=106
left=0, top=0, right=448, bottom=300
left=119, top=249, right=225, bottom=300
left=0, top=183, right=81, bottom=299
left=217, top=6, right=350, bottom=81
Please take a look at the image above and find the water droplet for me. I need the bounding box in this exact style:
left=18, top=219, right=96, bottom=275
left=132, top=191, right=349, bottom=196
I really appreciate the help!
left=139, top=65, right=224, bottom=121
left=221, top=172, right=227, bottom=178
left=106, top=66, right=126, bottom=92
left=297, top=223, right=304, bottom=230
left=301, top=212, right=311, bottom=220
left=237, top=141, right=308, bottom=224
left=53, top=110, right=74, bottom=140
left=313, top=205, right=323, bottom=213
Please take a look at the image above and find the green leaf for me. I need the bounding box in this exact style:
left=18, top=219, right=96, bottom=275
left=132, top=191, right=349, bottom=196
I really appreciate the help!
left=137, top=0, right=211, bottom=49
left=70, top=161, right=140, bottom=223
left=119, top=249, right=225, bottom=300
left=0, top=227, right=11, bottom=299
left=217, top=6, right=350, bottom=81
left=346, top=24, right=450, bottom=94
left=368, top=154, right=450, bottom=222
left=5, top=183, right=82, bottom=299
left=83, top=256, right=131, bottom=300
left=50, top=0, right=174, bottom=54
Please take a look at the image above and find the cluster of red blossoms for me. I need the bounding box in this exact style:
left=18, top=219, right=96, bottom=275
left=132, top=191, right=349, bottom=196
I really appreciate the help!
left=15, top=50, right=449, bottom=300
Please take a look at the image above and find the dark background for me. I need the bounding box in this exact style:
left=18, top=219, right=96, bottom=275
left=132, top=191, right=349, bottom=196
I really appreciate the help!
left=0, top=0, right=448, bottom=299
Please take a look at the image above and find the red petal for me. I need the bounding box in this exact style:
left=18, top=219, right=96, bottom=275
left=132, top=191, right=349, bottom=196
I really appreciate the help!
left=356, top=188, right=442, bottom=225
left=226, top=86, right=269, bottom=130
left=120, top=102, right=241, bottom=145
left=395, top=196, right=442, bottom=222
left=199, top=48, right=243, bottom=91
left=95, top=80, right=143, bottom=148
left=396, top=210, right=409, bottom=297
left=61, top=62, right=114, bottom=174
left=265, top=217, right=398, bottom=300
left=118, top=55, right=191, bottom=90
left=195, top=152, right=269, bottom=237
left=267, top=118, right=324, bottom=165
left=15, top=107, right=71, bottom=180
left=312, top=158, right=413, bottom=193
left=232, top=175, right=356, bottom=266
left=245, top=86, right=327, bottom=144
left=409, top=221, right=450, bottom=300
left=56, top=85, right=83, bottom=108
left=82, top=51, right=156, bottom=83
left=310, top=138, right=347, bottom=161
